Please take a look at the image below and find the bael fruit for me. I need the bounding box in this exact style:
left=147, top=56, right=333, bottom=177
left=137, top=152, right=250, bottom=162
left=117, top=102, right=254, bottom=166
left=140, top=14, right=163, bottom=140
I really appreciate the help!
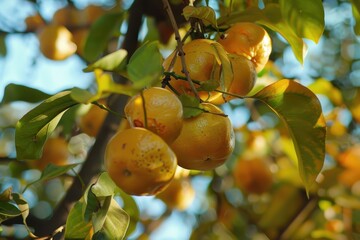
left=104, top=128, right=177, bottom=196
left=218, top=22, right=272, bottom=72
left=163, top=39, right=225, bottom=103
left=233, top=158, right=273, bottom=194
left=30, top=137, right=69, bottom=170
left=38, top=24, right=77, bottom=61
left=124, top=87, right=183, bottom=144
left=171, top=103, right=235, bottom=170
left=156, top=176, right=195, bottom=211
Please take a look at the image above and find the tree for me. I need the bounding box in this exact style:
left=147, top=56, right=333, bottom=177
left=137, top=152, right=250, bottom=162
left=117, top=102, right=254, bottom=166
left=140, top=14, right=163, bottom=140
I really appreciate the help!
left=0, top=0, right=359, bottom=239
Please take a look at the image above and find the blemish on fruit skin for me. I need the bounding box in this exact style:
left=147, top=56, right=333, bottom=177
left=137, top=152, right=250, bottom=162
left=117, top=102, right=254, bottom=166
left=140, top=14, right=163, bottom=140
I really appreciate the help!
left=122, top=143, right=126, bottom=149
left=123, top=169, right=132, bottom=176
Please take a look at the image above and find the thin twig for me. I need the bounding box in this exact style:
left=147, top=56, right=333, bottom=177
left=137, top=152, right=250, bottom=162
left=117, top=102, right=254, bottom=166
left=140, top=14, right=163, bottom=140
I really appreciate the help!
left=162, top=0, right=200, bottom=100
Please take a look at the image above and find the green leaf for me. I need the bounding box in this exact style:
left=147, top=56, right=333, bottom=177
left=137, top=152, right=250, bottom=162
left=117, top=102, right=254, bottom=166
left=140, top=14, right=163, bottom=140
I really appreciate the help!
left=127, top=41, right=163, bottom=88
left=0, top=202, right=21, bottom=223
left=92, top=196, right=111, bottom=234
left=280, top=0, right=324, bottom=43
left=218, top=4, right=307, bottom=64
left=70, top=88, right=96, bottom=104
left=0, top=34, right=7, bottom=57
left=252, top=79, right=326, bottom=193
left=178, top=94, right=204, bottom=118
left=102, top=198, right=129, bottom=239
left=183, top=6, right=218, bottom=28
left=83, top=11, right=125, bottom=62
left=1, top=84, right=51, bottom=104
left=83, top=188, right=100, bottom=222
left=15, top=91, right=78, bottom=160
left=351, top=0, right=360, bottom=35
left=65, top=201, right=93, bottom=240
left=23, top=163, right=80, bottom=192
left=83, top=49, right=128, bottom=73
left=91, top=172, right=118, bottom=198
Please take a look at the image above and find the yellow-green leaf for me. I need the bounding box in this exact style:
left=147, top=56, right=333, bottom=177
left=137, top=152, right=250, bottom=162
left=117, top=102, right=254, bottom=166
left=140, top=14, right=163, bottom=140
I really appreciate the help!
left=280, top=0, right=324, bottom=43
left=183, top=6, right=218, bottom=28
left=252, top=79, right=326, bottom=193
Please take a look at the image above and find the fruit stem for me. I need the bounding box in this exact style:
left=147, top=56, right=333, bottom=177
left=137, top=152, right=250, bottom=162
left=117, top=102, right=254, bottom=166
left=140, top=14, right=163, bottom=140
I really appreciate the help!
left=140, top=90, right=148, bottom=129
left=162, top=0, right=200, bottom=100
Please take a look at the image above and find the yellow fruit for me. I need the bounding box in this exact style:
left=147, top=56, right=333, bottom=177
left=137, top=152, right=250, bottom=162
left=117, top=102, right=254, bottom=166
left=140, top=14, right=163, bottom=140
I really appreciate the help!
left=213, top=54, right=257, bottom=104
left=124, top=87, right=183, bottom=144
left=79, top=103, right=108, bottom=137
left=171, top=103, right=235, bottom=170
left=104, top=128, right=177, bottom=196
left=30, top=137, right=69, bottom=170
left=156, top=177, right=195, bottom=211
left=233, top=158, right=273, bottom=194
left=218, top=22, right=272, bottom=72
left=38, top=24, right=77, bottom=61
left=163, top=39, right=224, bottom=103
left=25, top=13, right=45, bottom=31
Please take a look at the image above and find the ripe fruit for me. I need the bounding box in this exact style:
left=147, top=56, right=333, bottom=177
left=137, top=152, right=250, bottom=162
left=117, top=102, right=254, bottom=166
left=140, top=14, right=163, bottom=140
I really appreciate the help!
left=79, top=103, right=108, bottom=137
left=124, top=87, right=183, bottom=144
left=213, top=54, right=257, bottom=104
left=218, top=22, right=272, bottom=72
left=104, top=128, right=177, bottom=196
left=171, top=103, right=235, bottom=170
left=163, top=39, right=224, bottom=102
left=38, top=24, right=77, bottom=61
left=30, top=137, right=69, bottom=170
left=233, top=158, right=273, bottom=194
left=156, top=177, right=195, bottom=211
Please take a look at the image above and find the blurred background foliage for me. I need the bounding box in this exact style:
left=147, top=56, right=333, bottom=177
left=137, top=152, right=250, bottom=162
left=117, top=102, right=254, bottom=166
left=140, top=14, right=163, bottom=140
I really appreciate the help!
left=0, top=0, right=360, bottom=239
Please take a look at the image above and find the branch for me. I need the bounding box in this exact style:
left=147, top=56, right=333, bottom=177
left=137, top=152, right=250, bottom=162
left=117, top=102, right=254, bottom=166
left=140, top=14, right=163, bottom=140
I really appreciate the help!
left=162, top=0, right=200, bottom=100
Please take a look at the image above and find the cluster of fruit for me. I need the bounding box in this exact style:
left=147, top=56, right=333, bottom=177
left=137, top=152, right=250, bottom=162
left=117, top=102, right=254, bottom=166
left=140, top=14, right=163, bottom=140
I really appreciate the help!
left=104, top=22, right=273, bottom=200
left=25, top=5, right=105, bottom=60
